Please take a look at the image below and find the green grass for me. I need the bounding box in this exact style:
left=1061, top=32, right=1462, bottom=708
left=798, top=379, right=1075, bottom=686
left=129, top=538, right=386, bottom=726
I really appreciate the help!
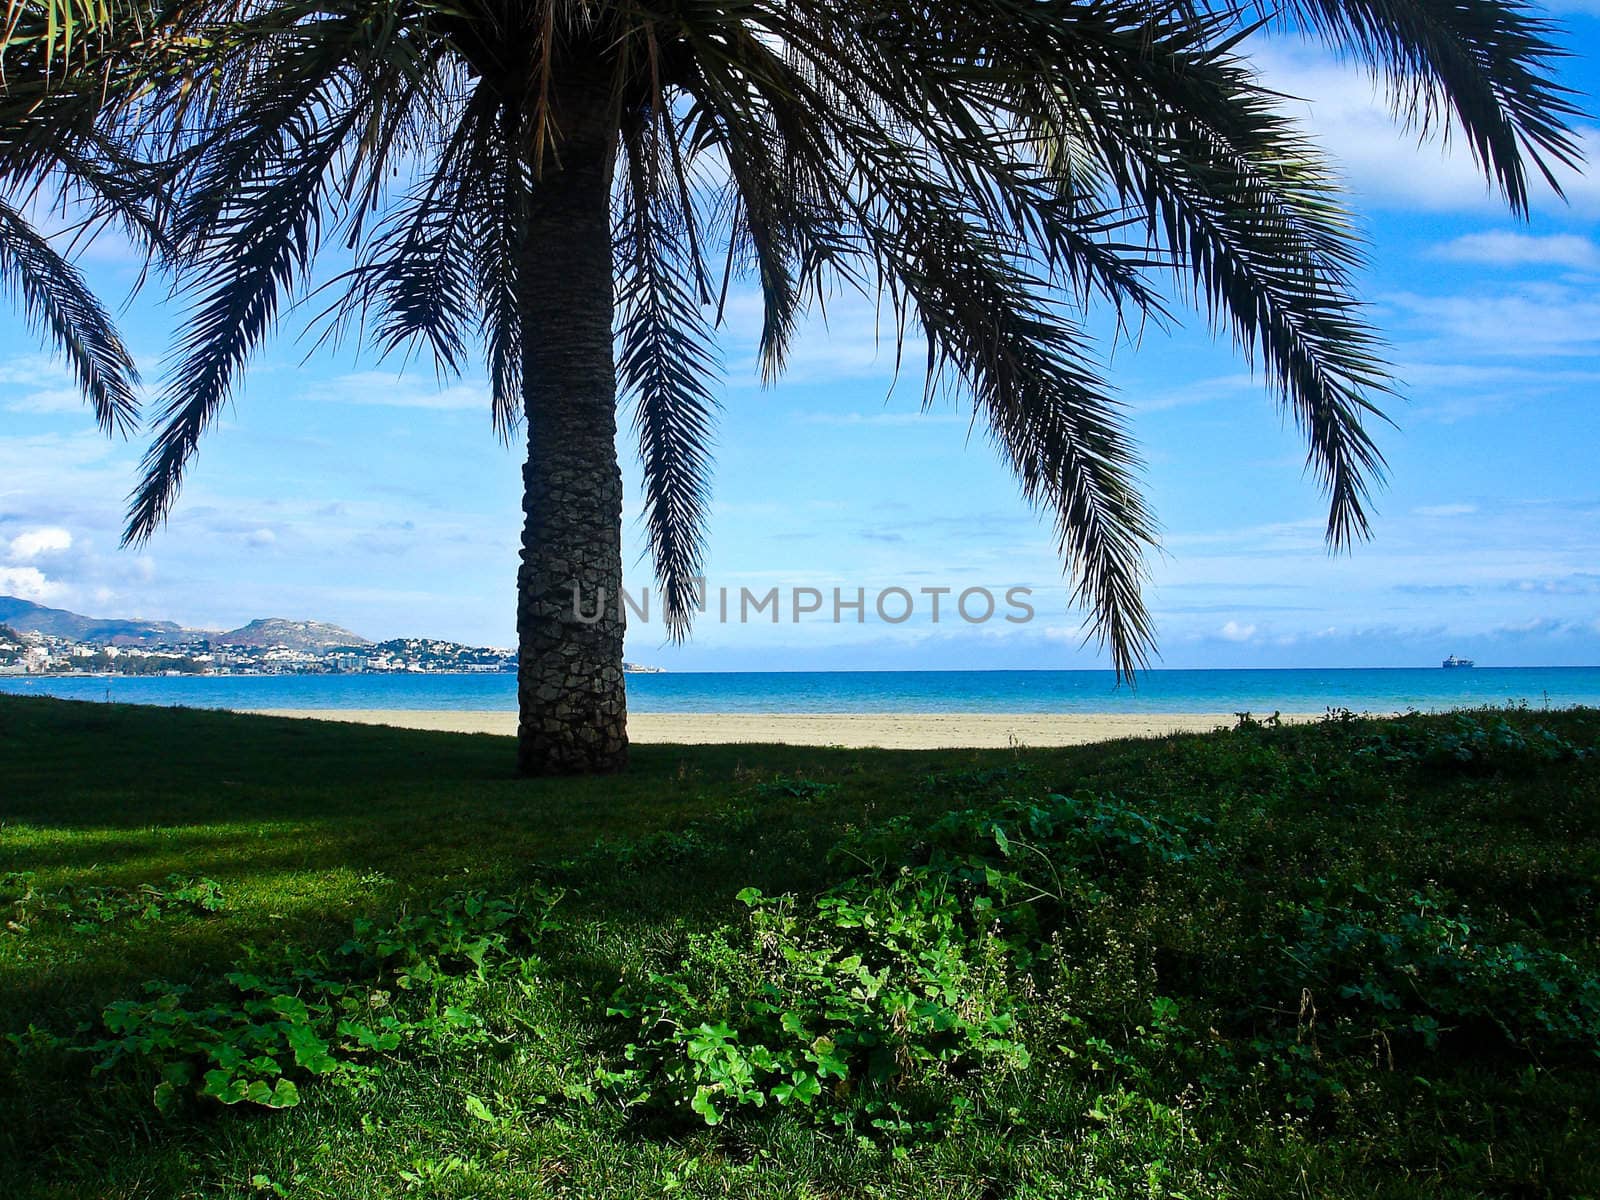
left=2, top=695, right=1599, bottom=1198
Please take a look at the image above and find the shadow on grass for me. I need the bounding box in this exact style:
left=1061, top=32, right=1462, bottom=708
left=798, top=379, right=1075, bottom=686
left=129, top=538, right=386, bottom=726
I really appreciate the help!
left=2, top=694, right=982, bottom=821
left=0, top=694, right=1037, bottom=1027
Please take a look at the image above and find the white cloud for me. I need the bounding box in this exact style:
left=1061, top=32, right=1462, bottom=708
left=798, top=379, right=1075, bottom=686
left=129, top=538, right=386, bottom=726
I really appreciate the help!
left=1398, top=362, right=1600, bottom=390
left=0, top=432, right=122, bottom=490
left=1401, top=361, right=1589, bottom=419
left=0, top=356, right=72, bottom=387
left=721, top=289, right=912, bottom=386
left=1130, top=373, right=1261, bottom=413
left=0, top=565, right=65, bottom=602
left=1219, top=620, right=1258, bottom=642
left=1256, top=40, right=1600, bottom=215
left=310, top=371, right=489, bottom=411
left=247, top=528, right=277, bottom=547
left=1165, top=516, right=1326, bottom=554
left=1506, top=573, right=1600, bottom=596
left=1432, top=232, right=1600, bottom=270
left=7, top=526, right=73, bottom=559
left=1411, top=504, right=1477, bottom=518
left=6, top=388, right=92, bottom=415
left=798, top=410, right=966, bottom=427
left=13, top=196, right=148, bottom=268
left=1387, top=284, right=1600, bottom=355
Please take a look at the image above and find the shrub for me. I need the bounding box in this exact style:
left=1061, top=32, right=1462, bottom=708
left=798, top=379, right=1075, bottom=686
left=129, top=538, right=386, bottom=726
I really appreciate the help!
left=606, top=872, right=1028, bottom=1134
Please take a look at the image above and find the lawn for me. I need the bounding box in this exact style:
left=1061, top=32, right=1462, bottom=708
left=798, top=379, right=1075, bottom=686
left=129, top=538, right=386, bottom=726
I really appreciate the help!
left=2, top=695, right=1599, bottom=1198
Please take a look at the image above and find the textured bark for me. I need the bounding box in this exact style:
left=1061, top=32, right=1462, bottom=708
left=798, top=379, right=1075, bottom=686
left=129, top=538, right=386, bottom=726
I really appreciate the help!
left=514, top=88, right=628, bottom=776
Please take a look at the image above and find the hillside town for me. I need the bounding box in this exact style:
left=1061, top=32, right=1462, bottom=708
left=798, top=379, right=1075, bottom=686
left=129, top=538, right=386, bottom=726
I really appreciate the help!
left=0, top=597, right=667, bottom=677
left=0, top=624, right=515, bottom=677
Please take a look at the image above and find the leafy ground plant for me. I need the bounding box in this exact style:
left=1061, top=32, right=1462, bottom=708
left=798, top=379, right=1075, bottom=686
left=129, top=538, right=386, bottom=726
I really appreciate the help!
left=606, top=874, right=1029, bottom=1135
left=13, top=891, right=560, bottom=1114
left=3, top=872, right=223, bottom=935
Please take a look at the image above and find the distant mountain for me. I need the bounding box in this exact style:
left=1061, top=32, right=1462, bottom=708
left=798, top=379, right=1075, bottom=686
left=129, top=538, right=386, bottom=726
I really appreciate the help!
left=0, top=596, right=369, bottom=650
left=220, top=618, right=369, bottom=651
left=0, top=596, right=193, bottom=646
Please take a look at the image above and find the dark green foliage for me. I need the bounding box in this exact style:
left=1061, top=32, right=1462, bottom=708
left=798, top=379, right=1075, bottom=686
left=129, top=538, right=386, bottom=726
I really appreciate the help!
left=606, top=876, right=1028, bottom=1134
left=1349, top=710, right=1596, bottom=771
left=15, top=891, right=559, bottom=1116
left=3, top=872, right=223, bottom=935
left=1255, top=886, right=1600, bottom=1060
left=3, top=696, right=1600, bottom=1196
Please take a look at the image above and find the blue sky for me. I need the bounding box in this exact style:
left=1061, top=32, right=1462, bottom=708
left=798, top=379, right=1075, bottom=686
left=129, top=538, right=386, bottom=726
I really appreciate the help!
left=2, top=28, right=1599, bottom=670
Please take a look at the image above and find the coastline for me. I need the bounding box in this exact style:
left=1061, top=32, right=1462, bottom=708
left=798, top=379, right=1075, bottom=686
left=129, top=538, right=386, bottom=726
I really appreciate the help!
left=246, top=708, right=1326, bottom=748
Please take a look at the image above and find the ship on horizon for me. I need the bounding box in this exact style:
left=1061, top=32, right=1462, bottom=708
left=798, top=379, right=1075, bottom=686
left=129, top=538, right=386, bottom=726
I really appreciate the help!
left=1442, top=655, right=1475, bottom=669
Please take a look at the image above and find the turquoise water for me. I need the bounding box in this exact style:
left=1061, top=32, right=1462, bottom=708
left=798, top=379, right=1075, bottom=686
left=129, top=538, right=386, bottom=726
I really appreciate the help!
left=3, top=667, right=1598, bottom=714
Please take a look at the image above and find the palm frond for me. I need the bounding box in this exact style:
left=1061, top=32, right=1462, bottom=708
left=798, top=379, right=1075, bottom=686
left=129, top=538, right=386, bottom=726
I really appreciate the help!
left=0, top=0, right=146, bottom=84
left=616, top=109, right=721, bottom=639
left=1057, top=28, right=1394, bottom=544
left=323, top=79, right=493, bottom=377
left=127, top=78, right=369, bottom=543
left=467, top=97, right=527, bottom=440
left=1282, top=0, right=1584, bottom=212
left=818, top=0, right=1390, bottom=547
left=0, top=197, right=138, bottom=433
left=867, top=197, right=1159, bottom=675
left=127, top=2, right=442, bottom=543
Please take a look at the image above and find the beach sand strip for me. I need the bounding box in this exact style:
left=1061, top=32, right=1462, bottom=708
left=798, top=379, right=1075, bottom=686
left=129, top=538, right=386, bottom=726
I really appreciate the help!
left=247, top=709, right=1323, bottom=749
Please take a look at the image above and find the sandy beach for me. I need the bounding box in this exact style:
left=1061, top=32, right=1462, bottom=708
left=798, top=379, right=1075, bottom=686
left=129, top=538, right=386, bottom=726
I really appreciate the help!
left=247, top=708, right=1322, bottom=748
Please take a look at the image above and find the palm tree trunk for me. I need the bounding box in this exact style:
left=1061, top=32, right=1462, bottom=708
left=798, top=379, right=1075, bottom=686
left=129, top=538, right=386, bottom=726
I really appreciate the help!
left=514, top=111, right=628, bottom=776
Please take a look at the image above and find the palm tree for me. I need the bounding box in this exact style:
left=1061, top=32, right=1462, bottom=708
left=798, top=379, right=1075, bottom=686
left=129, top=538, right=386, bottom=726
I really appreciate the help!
left=0, top=0, right=144, bottom=433
left=71, top=0, right=1580, bottom=773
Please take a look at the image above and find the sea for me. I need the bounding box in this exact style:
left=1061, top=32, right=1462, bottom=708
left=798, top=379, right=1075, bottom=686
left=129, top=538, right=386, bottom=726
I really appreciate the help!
left=3, top=667, right=1599, bottom=715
